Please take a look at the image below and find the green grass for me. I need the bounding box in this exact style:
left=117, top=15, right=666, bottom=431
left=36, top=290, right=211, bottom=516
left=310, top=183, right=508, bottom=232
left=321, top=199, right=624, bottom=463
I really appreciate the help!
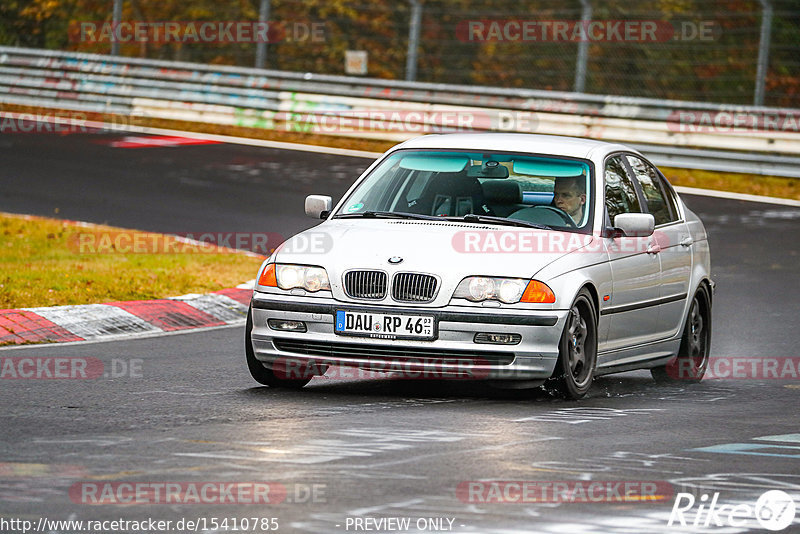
left=661, top=167, right=800, bottom=200
left=0, top=213, right=264, bottom=309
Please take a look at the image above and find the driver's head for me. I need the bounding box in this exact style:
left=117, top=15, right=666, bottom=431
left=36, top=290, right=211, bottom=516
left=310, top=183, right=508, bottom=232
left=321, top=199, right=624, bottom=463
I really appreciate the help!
left=553, top=175, right=586, bottom=223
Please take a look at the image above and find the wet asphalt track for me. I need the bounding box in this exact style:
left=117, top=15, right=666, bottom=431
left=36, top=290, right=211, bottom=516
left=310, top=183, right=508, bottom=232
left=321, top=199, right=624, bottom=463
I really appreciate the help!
left=1, top=130, right=799, bottom=533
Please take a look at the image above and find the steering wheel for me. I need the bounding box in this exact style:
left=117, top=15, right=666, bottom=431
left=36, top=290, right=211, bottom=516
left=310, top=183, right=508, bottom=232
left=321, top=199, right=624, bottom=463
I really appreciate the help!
left=531, top=206, right=577, bottom=227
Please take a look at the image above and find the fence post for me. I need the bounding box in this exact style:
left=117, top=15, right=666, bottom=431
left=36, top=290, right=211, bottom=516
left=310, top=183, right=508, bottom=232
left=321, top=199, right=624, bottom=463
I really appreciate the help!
left=405, top=0, right=423, bottom=81
left=111, top=0, right=122, bottom=56
left=574, top=0, right=592, bottom=93
left=754, top=0, right=773, bottom=106
left=255, top=0, right=271, bottom=69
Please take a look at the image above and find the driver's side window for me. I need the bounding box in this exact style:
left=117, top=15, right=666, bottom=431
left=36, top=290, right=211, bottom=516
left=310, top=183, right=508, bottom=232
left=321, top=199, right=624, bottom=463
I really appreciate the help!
left=604, top=155, right=641, bottom=223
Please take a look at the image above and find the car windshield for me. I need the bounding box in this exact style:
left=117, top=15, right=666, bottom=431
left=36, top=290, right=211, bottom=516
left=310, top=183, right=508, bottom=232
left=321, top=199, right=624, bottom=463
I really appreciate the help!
left=333, top=149, right=593, bottom=232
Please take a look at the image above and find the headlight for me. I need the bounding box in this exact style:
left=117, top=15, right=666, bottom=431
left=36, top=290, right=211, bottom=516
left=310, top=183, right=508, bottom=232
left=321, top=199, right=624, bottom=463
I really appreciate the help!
left=453, top=277, right=555, bottom=304
left=258, top=263, right=331, bottom=292
left=467, top=277, right=494, bottom=301
left=277, top=265, right=331, bottom=291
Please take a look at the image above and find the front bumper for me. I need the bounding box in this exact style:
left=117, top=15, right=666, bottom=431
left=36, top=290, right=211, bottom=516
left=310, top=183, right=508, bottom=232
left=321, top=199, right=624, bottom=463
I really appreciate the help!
left=250, top=292, right=568, bottom=380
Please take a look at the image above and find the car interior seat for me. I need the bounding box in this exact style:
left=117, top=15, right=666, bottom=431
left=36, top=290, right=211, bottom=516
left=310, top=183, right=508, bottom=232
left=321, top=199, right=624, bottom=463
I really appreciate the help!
left=482, top=180, right=524, bottom=217
left=409, top=172, right=492, bottom=217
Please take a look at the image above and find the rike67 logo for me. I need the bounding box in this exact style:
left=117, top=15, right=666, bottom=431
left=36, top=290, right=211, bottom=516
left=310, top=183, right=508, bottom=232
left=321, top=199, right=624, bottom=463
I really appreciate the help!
left=669, top=490, right=796, bottom=531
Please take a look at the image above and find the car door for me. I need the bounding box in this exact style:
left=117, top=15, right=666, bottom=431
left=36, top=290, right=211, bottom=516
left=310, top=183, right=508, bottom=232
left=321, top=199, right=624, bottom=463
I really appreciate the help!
left=600, top=154, right=663, bottom=357
left=625, top=155, right=693, bottom=339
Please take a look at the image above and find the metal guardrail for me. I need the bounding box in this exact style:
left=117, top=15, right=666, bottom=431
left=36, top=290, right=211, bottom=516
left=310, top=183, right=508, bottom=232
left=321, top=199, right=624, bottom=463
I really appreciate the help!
left=1, top=46, right=799, bottom=177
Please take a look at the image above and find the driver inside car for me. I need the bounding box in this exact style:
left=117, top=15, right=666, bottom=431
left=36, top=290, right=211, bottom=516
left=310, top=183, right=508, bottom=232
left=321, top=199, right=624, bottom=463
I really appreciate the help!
left=552, top=175, right=586, bottom=224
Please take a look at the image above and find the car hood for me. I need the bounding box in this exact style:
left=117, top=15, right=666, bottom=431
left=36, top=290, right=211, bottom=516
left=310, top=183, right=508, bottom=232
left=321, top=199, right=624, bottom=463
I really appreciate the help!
left=274, top=220, right=595, bottom=305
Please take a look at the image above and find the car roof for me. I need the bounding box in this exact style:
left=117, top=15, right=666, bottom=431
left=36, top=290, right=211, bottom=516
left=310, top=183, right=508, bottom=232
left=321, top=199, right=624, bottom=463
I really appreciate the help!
left=392, top=133, right=635, bottom=160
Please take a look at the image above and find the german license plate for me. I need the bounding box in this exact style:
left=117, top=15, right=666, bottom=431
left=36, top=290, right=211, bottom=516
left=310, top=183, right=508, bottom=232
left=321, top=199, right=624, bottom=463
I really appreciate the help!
left=335, top=310, right=435, bottom=340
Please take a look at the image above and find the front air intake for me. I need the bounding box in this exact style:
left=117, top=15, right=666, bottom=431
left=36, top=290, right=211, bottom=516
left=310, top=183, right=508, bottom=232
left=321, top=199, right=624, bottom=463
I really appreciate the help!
left=392, top=273, right=438, bottom=303
left=343, top=270, right=387, bottom=300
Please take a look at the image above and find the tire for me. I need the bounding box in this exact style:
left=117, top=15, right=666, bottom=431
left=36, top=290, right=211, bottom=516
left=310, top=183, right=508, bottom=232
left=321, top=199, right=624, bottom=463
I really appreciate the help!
left=651, top=286, right=711, bottom=383
left=245, top=307, right=312, bottom=388
left=546, top=289, right=598, bottom=400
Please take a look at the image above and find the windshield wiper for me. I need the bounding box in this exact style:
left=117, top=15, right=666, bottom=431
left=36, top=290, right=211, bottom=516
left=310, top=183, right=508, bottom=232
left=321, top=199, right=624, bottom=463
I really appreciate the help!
left=334, top=211, right=443, bottom=221
left=453, top=214, right=553, bottom=230
left=334, top=211, right=552, bottom=229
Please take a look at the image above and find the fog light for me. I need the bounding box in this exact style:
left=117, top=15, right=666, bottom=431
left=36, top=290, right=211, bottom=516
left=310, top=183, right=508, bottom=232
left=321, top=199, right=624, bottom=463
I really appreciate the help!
left=267, top=319, right=307, bottom=332
left=474, top=332, right=521, bottom=345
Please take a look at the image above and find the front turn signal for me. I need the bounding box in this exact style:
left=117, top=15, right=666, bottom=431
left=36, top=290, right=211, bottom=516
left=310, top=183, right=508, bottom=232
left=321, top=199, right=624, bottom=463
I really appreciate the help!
left=520, top=280, right=556, bottom=303
left=258, top=263, right=278, bottom=287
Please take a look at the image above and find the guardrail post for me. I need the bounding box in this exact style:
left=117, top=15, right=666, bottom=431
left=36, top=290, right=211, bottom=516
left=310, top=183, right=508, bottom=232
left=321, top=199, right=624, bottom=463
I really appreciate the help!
left=405, top=0, right=423, bottom=81
left=754, top=0, right=773, bottom=106
left=111, top=0, right=123, bottom=56
left=574, top=0, right=592, bottom=93
left=255, top=0, right=271, bottom=69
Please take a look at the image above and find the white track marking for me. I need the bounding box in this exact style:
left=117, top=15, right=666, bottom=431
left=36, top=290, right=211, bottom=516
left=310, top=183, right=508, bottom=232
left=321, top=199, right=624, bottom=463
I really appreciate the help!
left=0, top=322, right=243, bottom=352
left=23, top=304, right=160, bottom=339
left=674, top=186, right=800, bottom=207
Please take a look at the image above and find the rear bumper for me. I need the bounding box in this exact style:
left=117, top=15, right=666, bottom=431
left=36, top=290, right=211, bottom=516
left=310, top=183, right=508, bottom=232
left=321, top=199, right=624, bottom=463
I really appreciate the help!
left=249, top=292, right=567, bottom=380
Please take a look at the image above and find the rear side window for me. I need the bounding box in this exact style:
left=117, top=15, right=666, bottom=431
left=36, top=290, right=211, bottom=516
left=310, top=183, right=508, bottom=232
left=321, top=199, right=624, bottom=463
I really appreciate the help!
left=656, top=171, right=681, bottom=222
left=626, top=156, right=677, bottom=225
left=604, top=155, right=641, bottom=223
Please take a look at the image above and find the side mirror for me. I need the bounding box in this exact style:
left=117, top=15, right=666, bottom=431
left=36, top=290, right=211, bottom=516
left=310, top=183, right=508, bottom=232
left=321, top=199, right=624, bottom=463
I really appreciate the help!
left=613, top=213, right=655, bottom=237
left=305, top=195, right=332, bottom=219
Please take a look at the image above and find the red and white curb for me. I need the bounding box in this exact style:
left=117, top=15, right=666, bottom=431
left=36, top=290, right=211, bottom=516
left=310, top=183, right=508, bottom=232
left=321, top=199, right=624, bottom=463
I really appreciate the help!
left=0, top=281, right=254, bottom=346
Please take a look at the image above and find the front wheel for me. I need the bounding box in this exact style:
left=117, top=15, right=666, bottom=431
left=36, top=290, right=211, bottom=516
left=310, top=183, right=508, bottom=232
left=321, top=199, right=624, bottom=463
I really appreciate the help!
left=245, top=307, right=312, bottom=388
left=651, top=287, right=711, bottom=383
left=546, top=289, right=598, bottom=400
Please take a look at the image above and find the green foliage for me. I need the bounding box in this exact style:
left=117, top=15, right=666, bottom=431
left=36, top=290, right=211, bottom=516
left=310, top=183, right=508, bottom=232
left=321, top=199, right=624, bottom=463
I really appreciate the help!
left=1, top=0, right=798, bottom=106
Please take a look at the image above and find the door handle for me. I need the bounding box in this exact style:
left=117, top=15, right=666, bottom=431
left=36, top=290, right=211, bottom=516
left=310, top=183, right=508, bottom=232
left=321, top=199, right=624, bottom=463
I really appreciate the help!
left=646, top=242, right=661, bottom=254
left=680, top=236, right=694, bottom=247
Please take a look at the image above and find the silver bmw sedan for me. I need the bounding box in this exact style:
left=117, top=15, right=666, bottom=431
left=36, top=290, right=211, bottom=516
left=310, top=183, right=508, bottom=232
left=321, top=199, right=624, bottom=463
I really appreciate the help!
left=246, top=133, right=713, bottom=399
